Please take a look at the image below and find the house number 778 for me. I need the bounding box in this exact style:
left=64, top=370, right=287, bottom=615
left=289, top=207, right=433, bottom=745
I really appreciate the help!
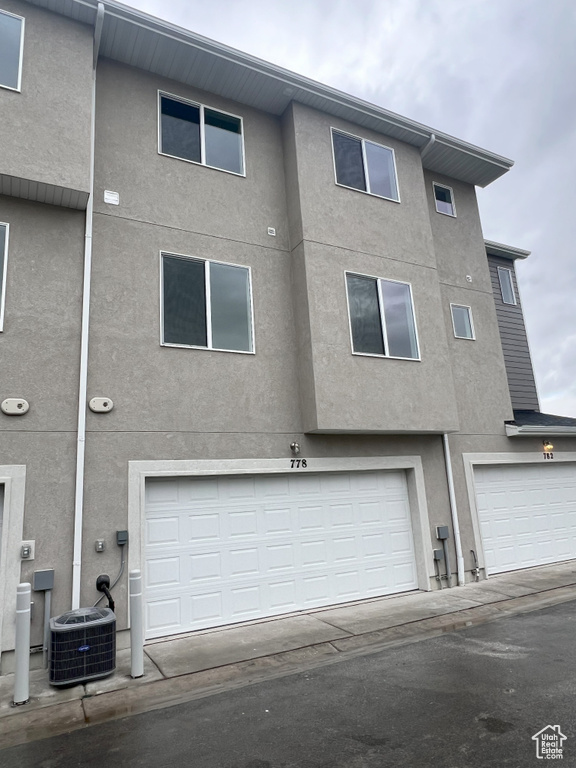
left=290, top=459, right=307, bottom=468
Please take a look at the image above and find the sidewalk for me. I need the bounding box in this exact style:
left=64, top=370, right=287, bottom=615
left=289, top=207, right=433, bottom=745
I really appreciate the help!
left=2, top=561, right=576, bottom=749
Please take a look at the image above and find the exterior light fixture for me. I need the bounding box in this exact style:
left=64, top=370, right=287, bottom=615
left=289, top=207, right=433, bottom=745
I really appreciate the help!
left=290, top=442, right=300, bottom=455
left=543, top=440, right=554, bottom=452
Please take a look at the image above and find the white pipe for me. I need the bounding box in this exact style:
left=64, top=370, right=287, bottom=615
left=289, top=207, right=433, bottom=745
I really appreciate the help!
left=71, top=4, right=104, bottom=610
left=442, top=433, right=465, bottom=586
left=129, top=570, right=144, bottom=678
left=13, top=583, right=31, bottom=705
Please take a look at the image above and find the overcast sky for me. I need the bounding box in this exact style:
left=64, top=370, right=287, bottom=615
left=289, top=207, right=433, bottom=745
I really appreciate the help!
left=130, top=0, right=576, bottom=417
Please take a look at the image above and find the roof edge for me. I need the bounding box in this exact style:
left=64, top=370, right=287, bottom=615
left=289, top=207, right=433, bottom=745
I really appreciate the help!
left=485, top=240, right=531, bottom=260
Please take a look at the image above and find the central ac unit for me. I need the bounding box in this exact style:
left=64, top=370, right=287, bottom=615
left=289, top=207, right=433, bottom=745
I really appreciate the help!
left=49, top=607, right=116, bottom=686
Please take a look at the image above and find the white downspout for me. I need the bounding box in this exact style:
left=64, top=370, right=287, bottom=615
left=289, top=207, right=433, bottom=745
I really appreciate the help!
left=442, top=433, right=465, bottom=586
left=71, top=3, right=105, bottom=610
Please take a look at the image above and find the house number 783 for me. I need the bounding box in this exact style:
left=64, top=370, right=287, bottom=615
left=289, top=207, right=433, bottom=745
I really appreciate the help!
left=290, top=459, right=307, bottom=468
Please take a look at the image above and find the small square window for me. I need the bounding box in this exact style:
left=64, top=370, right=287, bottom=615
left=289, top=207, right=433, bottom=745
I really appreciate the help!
left=0, top=9, right=24, bottom=91
left=0, top=222, right=8, bottom=331
left=451, top=304, right=474, bottom=339
left=159, top=93, right=244, bottom=175
left=433, top=183, right=456, bottom=216
left=497, top=266, right=516, bottom=305
left=332, top=129, right=399, bottom=202
left=161, top=253, right=253, bottom=353
left=346, top=272, right=419, bottom=359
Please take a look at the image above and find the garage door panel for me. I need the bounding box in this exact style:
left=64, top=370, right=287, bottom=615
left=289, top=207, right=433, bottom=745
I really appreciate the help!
left=144, top=470, right=418, bottom=638
left=475, top=463, right=576, bottom=575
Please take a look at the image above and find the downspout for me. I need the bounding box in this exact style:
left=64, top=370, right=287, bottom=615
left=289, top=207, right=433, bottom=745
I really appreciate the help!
left=442, top=433, right=465, bottom=586
left=420, top=133, right=436, bottom=160
left=71, top=2, right=105, bottom=610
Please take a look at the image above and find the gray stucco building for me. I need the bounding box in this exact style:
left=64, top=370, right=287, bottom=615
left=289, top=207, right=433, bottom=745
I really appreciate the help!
left=1, top=0, right=575, bottom=671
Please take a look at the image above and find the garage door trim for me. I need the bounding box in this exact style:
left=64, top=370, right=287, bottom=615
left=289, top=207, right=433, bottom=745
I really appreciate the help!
left=463, top=451, right=576, bottom=575
left=128, top=456, right=434, bottom=634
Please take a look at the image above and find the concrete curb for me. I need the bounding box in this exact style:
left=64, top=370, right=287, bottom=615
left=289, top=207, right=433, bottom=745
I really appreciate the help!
left=1, top=580, right=575, bottom=749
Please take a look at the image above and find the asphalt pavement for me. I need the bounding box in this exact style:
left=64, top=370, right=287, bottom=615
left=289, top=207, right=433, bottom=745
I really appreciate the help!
left=1, top=598, right=575, bottom=767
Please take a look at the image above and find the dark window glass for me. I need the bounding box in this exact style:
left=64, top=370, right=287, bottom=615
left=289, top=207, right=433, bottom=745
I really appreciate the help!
left=434, top=184, right=454, bottom=215
left=381, top=280, right=418, bottom=359
left=365, top=141, right=398, bottom=200
left=333, top=131, right=366, bottom=191
left=210, top=263, right=251, bottom=351
left=163, top=256, right=207, bottom=346
left=0, top=12, right=22, bottom=90
left=346, top=274, right=384, bottom=355
left=205, top=109, right=243, bottom=174
left=497, top=267, right=516, bottom=305
left=161, top=96, right=201, bottom=163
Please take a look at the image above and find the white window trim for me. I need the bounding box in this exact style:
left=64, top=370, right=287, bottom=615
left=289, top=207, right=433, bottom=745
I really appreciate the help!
left=432, top=182, right=456, bottom=217
left=330, top=127, right=401, bottom=203
left=0, top=466, right=26, bottom=656
left=0, top=9, right=24, bottom=93
left=462, top=452, right=576, bottom=576
left=344, top=270, right=421, bottom=361
left=159, top=250, right=255, bottom=354
left=0, top=222, right=9, bottom=332
left=450, top=303, right=475, bottom=340
left=127, top=455, right=435, bottom=631
left=157, top=90, right=246, bottom=178
left=497, top=266, right=517, bottom=305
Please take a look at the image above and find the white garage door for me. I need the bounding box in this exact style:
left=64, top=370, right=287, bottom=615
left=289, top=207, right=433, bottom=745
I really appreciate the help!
left=144, top=470, right=418, bottom=638
left=475, top=462, right=576, bottom=575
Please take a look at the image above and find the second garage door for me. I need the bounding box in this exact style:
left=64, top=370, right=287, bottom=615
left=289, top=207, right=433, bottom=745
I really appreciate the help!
left=144, top=470, right=418, bottom=639
left=475, top=462, right=576, bottom=575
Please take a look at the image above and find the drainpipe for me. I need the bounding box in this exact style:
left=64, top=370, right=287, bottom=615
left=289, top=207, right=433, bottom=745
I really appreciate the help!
left=420, top=133, right=436, bottom=160
left=442, top=433, right=465, bottom=586
left=71, top=3, right=105, bottom=610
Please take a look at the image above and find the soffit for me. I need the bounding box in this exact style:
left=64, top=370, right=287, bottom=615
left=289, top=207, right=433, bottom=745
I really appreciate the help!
left=25, top=0, right=513, bottom=187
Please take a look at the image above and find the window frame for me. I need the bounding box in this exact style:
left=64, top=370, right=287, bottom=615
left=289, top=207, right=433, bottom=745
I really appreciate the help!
left=344, top=270, right=420, bottom=361
left=0, top=9, right=25, bottom=93
left=0, top=222, right=9, bottom=332
left=497, top=266, right=517, bottom=305
left=450, top=303, right=475, bottom=340
left=157, top=90, right=246, bottom=177
left=432, top=182, right=456, bottom=217
left=330, top=127, right=400, bottom=203
left=159, top=251, right=255, bottom=354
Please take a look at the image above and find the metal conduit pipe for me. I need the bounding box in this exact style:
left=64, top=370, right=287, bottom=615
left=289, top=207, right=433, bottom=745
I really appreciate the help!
left=442, top=433, right=466, bottom=586
left=71, top=2, right=105, bottom=610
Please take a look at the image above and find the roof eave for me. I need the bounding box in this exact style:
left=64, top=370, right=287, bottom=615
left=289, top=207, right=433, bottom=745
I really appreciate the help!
left=506, top=424, right=576, bottom=437
left=485, top=240, right=531, bottom=260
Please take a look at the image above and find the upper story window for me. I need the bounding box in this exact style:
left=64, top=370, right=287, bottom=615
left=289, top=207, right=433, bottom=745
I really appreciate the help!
left=497, top=266, right=516, bottom=305
left=451, top=304, right=475, bottom=339
left=346, top=272, right=419, bottom=360
left=332, top=129, right=399, bottom=202
left=161, top=253, right=253, bottom=353
left=433, top=183, right=456, bottom=216
left=0, top=223, right=8, bottom=331
left=159, top=93, right=245, bottom=176
left=0, top=9, right=24, bottom=91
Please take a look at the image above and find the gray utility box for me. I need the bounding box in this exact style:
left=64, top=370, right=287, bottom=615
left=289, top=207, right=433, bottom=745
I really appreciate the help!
left=49, top=607, right=116, bottom=686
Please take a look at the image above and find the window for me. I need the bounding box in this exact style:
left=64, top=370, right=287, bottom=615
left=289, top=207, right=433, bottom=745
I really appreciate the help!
left=451, top=304, right=474, bottom=339
left=161, top=253, right=253, bottom=352
left=332, top=129, right=399, bottom=202
left=0, top=223, right=7, bottom=331
left=0, top=9, right=24, bottom=91
left=159, top=93, right=244, bottom=175
left=497, top=266, right=516, bottom=305
left=346, top=272, right=419, bottom=359
left=433, top=183, right=456, bottom=216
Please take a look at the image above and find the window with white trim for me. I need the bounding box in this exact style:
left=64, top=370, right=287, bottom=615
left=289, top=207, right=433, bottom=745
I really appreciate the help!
left=161, top=253, right=253, bottom=352
left=497, top=266, right=516, bottom=305
left=0, top=223, right=8, bottom=331
left=0, top=9, right=24, bottom=91
left=451, top=304, right=474, bottom=339
left=332, top=129, right=399, bottom=201
left=346, top=272, right=419, bottom=359
left=433, top=183, right=456, bottom=216
left=159, top=93, right=244, bottom=175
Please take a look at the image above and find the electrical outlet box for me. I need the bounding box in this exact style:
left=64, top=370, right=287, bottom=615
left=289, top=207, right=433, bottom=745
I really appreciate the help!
left=21, top=540, right=35, bottom=560
left=116, top=530, right=128, bottom=546
left=33, top=569, right=55, bottom=591
left=95, top=540, right=105, bottom=553
left=436, top=526, right=450, bottom=540
left=433, top=549, right=444, bottom=561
